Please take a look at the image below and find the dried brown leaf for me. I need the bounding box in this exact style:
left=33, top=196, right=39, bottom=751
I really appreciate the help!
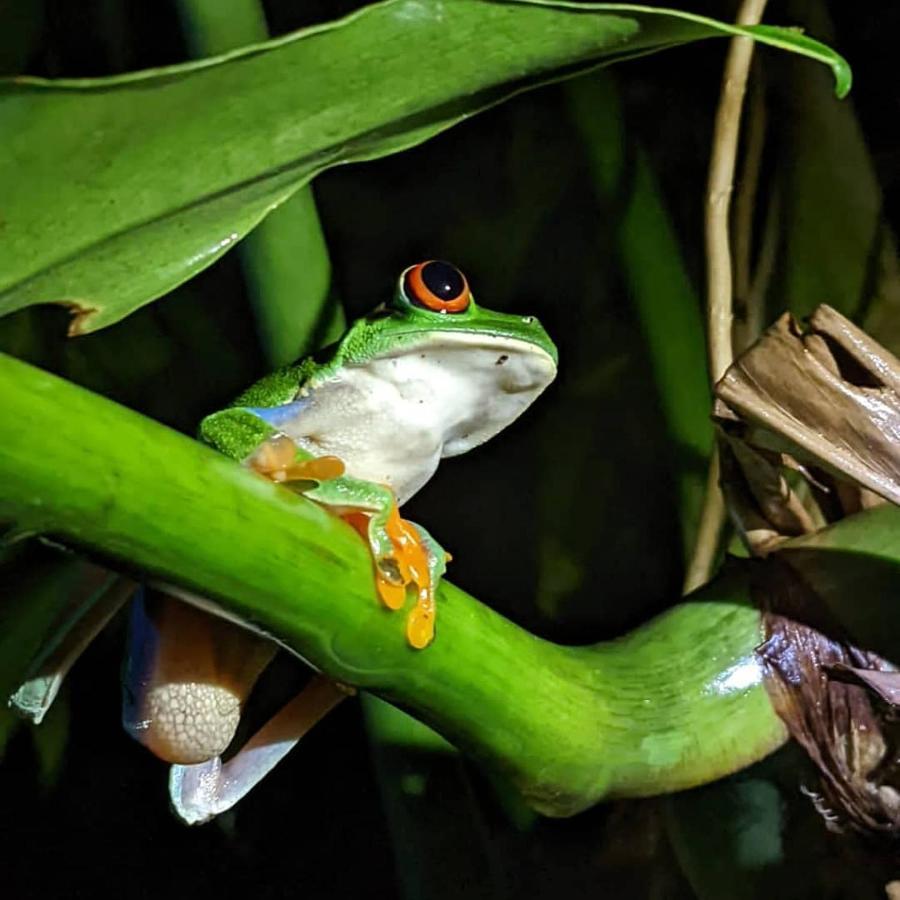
left=753, top=559, right=900, bottom=835
left=716, top=305, right=900, bottom=506
left=830, top=665, right=900, bottom=707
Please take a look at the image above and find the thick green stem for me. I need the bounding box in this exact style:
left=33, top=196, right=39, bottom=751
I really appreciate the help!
left=175, top=0, right=339, bottom=365
left=1, top=353, right=789, bottom=814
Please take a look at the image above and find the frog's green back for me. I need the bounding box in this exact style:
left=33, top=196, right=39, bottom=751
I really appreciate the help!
left=232, top=357, right=319, bottom=408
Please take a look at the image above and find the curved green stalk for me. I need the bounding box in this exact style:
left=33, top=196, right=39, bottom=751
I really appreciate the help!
left=1, top=352, right=789, bottom=814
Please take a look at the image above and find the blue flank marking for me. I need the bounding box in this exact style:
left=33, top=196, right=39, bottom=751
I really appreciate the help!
left=122, top=587, right=158, bottom=725
left=244, top=399, right=310, bottom=428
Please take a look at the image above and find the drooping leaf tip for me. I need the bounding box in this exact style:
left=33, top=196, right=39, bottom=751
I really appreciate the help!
left=832, top=56, right=852, bottom=99
left=63, top=301, right=100, bottom=337
left=745, top=23, right=852, bottom=99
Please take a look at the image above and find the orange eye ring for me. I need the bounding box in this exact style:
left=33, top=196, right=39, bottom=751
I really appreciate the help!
left=404, top=261, right=470, bottom=313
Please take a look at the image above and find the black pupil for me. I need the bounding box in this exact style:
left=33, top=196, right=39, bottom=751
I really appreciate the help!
left=421, top=260, right=464, bottom=301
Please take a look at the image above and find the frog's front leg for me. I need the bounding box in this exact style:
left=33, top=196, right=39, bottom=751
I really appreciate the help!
left=243, top=427, right=448, bottom=648
left=304, top=475, right=448, bottom=649
left=392, top=518, right=447, bottom=649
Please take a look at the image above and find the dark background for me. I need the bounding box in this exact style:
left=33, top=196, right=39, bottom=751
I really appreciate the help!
left=1, top=2, right=898, bottom=897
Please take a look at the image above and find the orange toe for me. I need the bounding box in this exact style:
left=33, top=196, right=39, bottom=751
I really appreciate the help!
left=250, top=437, right=345, bottom=484
left=376, top=574, right=407, bottom=611
left=249, top=435, right=297, bottom=477
left=282, top=455, right=345, bottom=483
left=406, top=603, right=435, bottom=650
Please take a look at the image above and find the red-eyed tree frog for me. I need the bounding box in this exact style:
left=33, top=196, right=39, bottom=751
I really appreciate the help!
left=121, top=261, right=558, bottom=823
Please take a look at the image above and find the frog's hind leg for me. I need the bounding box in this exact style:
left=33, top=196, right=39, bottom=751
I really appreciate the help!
left=169, top=675, right=351, bottom=825
left=122, top=591, right=276, bottom=765
left=123, top=591, right=351, bottom=824
left=123, top=436, right=357, bottom=816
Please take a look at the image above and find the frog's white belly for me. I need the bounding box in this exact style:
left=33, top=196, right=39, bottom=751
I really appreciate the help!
left=275, top=333, right=555, bottom=505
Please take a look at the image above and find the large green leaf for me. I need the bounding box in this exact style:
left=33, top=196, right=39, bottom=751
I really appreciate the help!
left=0, top=0, right=848, bottom=334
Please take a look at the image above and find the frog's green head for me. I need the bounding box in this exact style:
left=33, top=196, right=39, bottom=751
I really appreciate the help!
left=342, top=260, right=557, bottom=367
left=336, top=261, right=557, bottom=455
left=385, top=260, right=558, bottom=367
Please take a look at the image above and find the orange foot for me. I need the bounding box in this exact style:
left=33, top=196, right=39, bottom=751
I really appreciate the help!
left=248, top=438, right=437, bottom=650
left=343, top=504, right=437, bottom=650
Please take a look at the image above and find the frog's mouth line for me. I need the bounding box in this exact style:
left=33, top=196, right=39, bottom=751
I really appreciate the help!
left=381, top=329, right=558, bottom=384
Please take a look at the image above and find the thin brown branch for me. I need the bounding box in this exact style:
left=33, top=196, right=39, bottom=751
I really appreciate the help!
left=682, top=445, right=725, bottom=593
left=705, top=0, right=770, bottom=383
left=685, top=0, right=769, bottom=593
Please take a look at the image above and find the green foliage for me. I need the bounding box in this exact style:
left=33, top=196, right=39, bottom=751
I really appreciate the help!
left=2, top=0, right=896, bottom=897
left=0, top=1, right=846, bottom=334
left=175, top=0, right=339, bottom=366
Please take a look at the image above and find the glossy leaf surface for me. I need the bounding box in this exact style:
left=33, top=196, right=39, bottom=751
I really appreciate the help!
left=0, top=0, right=848, bottom=334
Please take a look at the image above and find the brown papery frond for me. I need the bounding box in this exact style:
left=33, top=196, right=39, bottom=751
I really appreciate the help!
left=716, top=305, right=900, bottom=507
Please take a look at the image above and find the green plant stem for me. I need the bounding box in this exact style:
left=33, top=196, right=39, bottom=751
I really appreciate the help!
left=1, top=352, right=791, bottom=814
left=1, top=352, right=788, bottom=810
left=175, top=0, right=339, bottom=365
left=565, top=73, right=711, bottom=562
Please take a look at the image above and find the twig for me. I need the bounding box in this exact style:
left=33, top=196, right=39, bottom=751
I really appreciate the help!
left=706, top=0, right=770, bottom=382
left=683, top=448, right=724, bottom=593
left=732, top=67, right=768, bottom=353
left=684, top=0, right=769, bottom=594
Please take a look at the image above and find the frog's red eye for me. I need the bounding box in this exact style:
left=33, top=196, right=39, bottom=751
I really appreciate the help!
left=403, top=261, right=470, bottom=313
